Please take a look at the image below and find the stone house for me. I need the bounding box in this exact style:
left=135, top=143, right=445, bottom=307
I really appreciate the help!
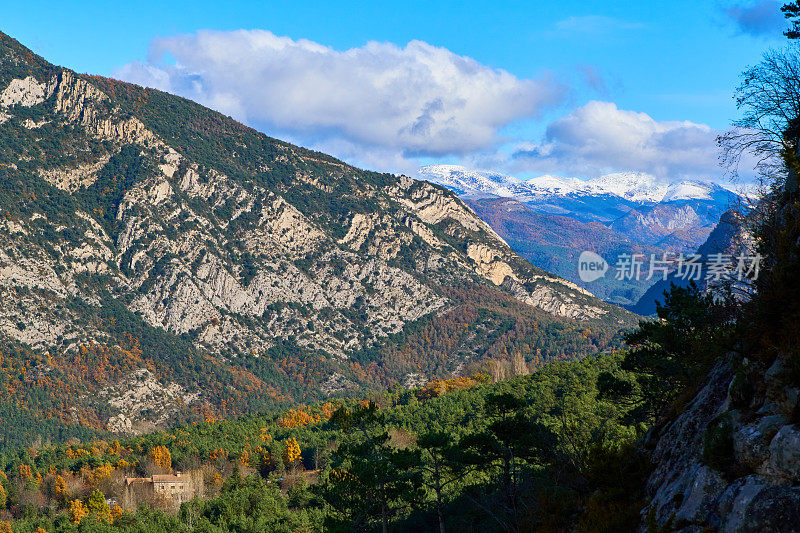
left=123, top=471, right=198, bottom=509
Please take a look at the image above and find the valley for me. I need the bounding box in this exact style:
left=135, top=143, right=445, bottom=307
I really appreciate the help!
left=1, top=1, right=799, bottom=529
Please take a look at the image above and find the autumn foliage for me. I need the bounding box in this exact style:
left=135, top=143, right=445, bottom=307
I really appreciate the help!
left=282, top=438, right=302, bottom=466
left=277, top=402, right=336, bottom=428
left=149, top=445, right=172, bottom=472
left=68, top=499, right=88, bottom=524
left=414, top=374, right=486, bottom=400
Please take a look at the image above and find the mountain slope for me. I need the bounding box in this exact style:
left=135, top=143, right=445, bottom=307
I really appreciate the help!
left=629, top=208, right=754, bottom=315
left=0, top=32, right=633, bottom=444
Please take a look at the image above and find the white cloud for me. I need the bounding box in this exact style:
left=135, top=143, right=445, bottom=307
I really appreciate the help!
left=510, top=101, right=722, bottom=179
left=115, top=29, right=564, bottom=169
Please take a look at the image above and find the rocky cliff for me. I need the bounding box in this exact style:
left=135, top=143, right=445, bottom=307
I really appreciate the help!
left=642, top=352, right=800, bottom=531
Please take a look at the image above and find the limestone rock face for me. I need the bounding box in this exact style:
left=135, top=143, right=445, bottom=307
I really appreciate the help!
left=100, top=369, right=197, bottom=435
left=38, top=153, right=111, bottom=191
left=466, top=243, right=516, bottom=286
left=0, top=75, right=55, bottom=106
left=733, top=414, right=784, bottom=471
left=644, top=358, right=733, bottom=529
left=768, top=426, right=800, bottom=480
left=717, top=479, right=800, bottom=533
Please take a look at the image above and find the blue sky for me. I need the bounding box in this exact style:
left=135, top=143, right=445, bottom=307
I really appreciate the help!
left=2, top=0, right=787, bottom=180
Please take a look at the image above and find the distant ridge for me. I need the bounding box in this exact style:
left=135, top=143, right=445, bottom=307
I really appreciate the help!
left=419, top=164, right=741, bottom=206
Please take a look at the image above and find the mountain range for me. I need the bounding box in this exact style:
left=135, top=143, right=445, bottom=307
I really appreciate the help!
left=419, top=164, right=740, bottom=208
left=419, top=164, right=745, bottom=306
left=0, top=32, right=634, bottom=445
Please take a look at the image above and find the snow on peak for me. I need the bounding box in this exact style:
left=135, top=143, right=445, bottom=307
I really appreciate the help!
left=525, top=175, right=587, bottom=194
left=418, top=165, right=734, bottom=205
left=585, top=172, right=668, bottom=203
left=418, top=165, right=520, bottom=197
left=662, top=181, right=715, bottom=202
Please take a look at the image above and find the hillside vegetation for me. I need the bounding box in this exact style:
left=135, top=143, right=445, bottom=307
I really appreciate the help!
left=0, top=349, right=646, bottom=532
left=0, top=277, right=740, bottom=532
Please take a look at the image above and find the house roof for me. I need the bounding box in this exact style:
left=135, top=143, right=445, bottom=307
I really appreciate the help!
left=125, top=474, right=186, bottom=485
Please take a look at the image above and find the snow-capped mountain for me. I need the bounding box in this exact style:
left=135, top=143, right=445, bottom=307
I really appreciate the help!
left=417, top=164, right=531, bottom=199
left=419, top=164, right=737, bottom=206
left=418, top=164, right=745, bottom=307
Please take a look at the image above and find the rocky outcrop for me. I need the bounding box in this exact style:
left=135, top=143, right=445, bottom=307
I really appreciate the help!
left=0, top=75, right=56, bottom=107
left=642, top=354, right=800, bottom=532
left=38, top=153, right=111, bottom=191
left=52, top=71, right=161, bottom=147
left=101, top=369, right=199, bottom=435
left=466, top=243, right=516, bottom=286
left=507, top=279, right=606, bottom=320
left=390, top=176, right=496, bottom=235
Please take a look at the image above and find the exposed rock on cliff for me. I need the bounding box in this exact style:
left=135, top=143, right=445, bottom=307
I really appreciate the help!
left=642, top=353, right=800, bottom=531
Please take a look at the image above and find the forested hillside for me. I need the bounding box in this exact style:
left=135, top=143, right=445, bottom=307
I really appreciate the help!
left=0, top=264, right=784, bottom=531
left=0, top=275, right=744, bottom=532
left=0, top=348, right=649, bottom=532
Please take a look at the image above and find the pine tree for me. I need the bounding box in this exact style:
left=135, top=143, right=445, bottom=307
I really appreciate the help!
left=417, top=432, right=475, bottom=533
left=784, top=1, right=800, bottom=38
left=86, top=489, right=112, bottom=523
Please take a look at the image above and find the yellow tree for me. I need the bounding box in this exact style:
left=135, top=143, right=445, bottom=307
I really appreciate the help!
left=69, top=499, right=88, bottom=524
left=239, top=449, right=250, bottom=467
left=91, top=463, right=114, bottom=484
left=282, top=438, right=302, bottom=467
left=111, top=503, right=127, bottom=522
left=149, top=445, right=172, bottom=472
left=52, top=474, right=68, bottom=504
left=18, top=464, right=33, bottom=482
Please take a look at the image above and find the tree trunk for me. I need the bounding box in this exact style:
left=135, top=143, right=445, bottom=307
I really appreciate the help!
left=435, top=462, right=445, bottom=533
left=381, top=482, right=388, bottom=533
